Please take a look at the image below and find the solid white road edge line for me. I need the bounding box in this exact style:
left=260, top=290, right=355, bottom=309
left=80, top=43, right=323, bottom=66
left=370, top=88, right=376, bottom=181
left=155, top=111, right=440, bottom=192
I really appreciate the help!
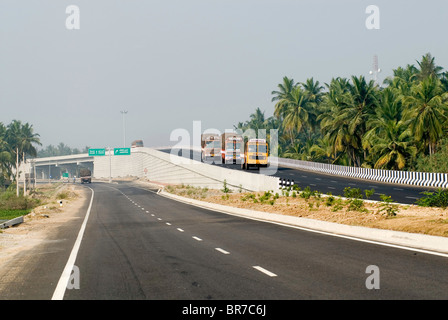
left=51, top=186, right=94, bottom=300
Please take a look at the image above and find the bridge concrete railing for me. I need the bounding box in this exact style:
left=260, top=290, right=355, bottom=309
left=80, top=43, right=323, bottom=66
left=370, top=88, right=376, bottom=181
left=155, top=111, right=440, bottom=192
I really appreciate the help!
left=93, top=147, right=280, bottom=192
left=273, top=157, right=448, bottom=188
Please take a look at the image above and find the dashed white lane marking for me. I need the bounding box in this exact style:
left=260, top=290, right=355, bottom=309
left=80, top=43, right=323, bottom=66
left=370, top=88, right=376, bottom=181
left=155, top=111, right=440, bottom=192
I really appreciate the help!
left=157, top=218, right=162, bottom=221
left=146, top=211, right=149, bottom=213
left=253, top=266, right=277, bottom=277
left=151, top=214, right=155, bottom=217
left=177, top=228, right=184, bottom=232
left=192, top=236, right=202, bottom=241
left=166, top=222, right=171, bottom=226
left=215, top=248, right=230, bottom=255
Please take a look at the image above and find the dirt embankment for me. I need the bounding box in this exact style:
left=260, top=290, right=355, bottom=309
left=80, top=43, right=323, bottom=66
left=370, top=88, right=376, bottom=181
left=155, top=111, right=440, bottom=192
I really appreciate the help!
left=164, top=184, right=448, bottom=238
left=0, top=183, right=87, bottom=272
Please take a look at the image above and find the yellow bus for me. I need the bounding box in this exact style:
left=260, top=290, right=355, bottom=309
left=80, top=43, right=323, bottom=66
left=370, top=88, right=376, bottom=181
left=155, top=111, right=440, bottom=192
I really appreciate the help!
left=242, top=138, right=269, bottom=170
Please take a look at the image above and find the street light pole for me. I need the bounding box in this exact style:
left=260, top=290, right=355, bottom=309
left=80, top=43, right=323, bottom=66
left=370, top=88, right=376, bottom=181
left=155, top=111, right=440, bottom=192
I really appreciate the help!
left=120, top=110, right=128, bottom=147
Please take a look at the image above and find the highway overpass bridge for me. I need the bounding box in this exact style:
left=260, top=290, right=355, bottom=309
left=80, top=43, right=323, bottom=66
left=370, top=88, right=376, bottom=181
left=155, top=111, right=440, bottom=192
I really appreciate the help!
left=24, top=153, right=93, bottom=181
left=17, top=147, right=446, bottom=205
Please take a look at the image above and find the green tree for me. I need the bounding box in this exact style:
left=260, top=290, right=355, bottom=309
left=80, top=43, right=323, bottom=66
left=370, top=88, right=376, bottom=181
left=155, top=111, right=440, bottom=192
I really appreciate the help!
left=402, top=76, right=448, bottom=155
left=416, top=53, right=444, bottom=81
left=6, top=120, right=41, bottom=196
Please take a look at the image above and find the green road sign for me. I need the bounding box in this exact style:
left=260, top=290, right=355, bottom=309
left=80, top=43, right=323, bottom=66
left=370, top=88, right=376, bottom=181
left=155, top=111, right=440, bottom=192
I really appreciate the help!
left=88, top=148, right=106, bottom=156
left=114, top=147, right=131, bottom=155
left=62, top=172, right=69, bottom=178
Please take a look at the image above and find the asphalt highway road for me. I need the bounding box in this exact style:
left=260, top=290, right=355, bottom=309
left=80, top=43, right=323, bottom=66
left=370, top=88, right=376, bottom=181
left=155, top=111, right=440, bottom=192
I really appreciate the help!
left=2, top=182, right=447, bottom=302
left=163, top=148, right=433, bottom=205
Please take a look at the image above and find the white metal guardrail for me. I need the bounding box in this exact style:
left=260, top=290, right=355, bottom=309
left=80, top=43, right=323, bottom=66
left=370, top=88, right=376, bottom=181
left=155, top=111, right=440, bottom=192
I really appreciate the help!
left=273, top=157, right=448, bottom=188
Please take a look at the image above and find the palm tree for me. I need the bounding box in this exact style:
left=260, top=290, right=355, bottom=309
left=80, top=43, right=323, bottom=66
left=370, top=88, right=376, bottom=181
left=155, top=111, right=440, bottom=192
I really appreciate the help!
left=6, top=120, right=41, bottom=196
left=300, top=77, right=325, bottom=135
left=363, top=120, right=417, bottom=170
left=0, top=123, right=13, bottom=187
left=416, top=53, right=443, bottom=81
left=320, top=76, right=379, bottom=166
left=402, top=76, right=448, bottom=155
left=309, top=136, right=337, bottom=163
left=271, top=76, right=296, bottom=115
left=281, top=86, right=313, bottom=142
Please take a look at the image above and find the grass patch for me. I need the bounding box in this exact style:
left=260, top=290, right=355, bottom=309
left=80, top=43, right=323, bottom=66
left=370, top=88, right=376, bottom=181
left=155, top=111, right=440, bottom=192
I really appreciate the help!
left=0, top=209, right=31, bottom=221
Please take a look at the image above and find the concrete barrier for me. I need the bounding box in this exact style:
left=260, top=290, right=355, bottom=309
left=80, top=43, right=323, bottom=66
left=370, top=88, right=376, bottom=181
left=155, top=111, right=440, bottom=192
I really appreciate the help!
left=0, top=216, right=24, bottom=229
left=93, top=148, right=280, bottom=192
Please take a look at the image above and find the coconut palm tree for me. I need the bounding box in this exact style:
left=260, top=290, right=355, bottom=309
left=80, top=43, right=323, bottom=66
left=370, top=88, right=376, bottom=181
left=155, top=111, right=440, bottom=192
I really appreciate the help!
left=281, top=86, right=314, bottom=141
left=363, top=119, right=417, bottom=170
left=272, top=76, right=296, bottom=116
left=416, top=53, right=444, bottom=81
left=0, top=123, right=13, bottom=187
left=6, top=120, right=41, bottom=196
left=402, top=76, right=448, bottom=155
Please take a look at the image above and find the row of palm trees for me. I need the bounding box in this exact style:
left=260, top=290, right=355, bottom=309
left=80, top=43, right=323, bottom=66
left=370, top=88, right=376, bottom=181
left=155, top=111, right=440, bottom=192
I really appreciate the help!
left=0, top=120, right=41, bottom=195
left=236, top=53, right=448, bottom=172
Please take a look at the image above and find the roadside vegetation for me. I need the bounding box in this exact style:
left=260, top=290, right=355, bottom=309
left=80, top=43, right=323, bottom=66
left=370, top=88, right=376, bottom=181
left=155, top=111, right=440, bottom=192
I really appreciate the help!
left=0, top=183, right=73, bottom=225
left=235, top=53, right=448, bottom=173
left=165, top=182, right=448, bottom=237
left=0, top=120, right=41, bottom=196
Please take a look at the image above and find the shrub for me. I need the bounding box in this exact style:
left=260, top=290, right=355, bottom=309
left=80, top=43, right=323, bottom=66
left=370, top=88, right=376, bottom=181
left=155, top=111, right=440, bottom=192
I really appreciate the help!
left=222, top=180, right=231, bottom=193
left=378, top=194, right=399, bottom=217
left=416, top=189, right=448, bottom=208
left=343, top=187, right=363, bottom=199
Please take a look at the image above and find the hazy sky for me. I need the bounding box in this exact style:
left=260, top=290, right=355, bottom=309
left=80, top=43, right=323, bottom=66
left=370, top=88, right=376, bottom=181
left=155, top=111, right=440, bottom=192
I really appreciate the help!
left=1, top=0, right=448, bottom=150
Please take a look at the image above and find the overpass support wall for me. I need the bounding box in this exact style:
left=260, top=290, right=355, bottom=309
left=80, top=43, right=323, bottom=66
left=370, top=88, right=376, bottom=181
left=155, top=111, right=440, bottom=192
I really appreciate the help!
left=93, top=148, right=279, bottom=192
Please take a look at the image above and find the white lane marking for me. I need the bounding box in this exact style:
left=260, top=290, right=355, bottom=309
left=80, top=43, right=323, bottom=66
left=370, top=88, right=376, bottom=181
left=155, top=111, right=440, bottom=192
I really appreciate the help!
left=253, top=266, right=277, bottom=277
left=151, top=214, right=155, bottom=217
left=166, top=222, right=171, bottom=226
left=406, top=196, right=419, bottom=199
left=141, top=208, right=145, bottom=210
left=215, top=248, right=230, bottom=255
left=394, top=188, right=404, bottom=191
left=192, top=236, right=202, bottom=241
left=52, top=187, right=95, bottom=300
left=157, top=218, right=162, bottom=221
left=146, top=211, right=149, bottom=213
left=327, top=186, right=335, bottom=189
left=177, top=228, right=184, bottom=232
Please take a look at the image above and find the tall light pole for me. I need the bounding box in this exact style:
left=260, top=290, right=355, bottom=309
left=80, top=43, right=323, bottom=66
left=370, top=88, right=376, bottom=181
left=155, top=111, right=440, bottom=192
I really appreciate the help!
left=120, top=110, right=128, bottom=147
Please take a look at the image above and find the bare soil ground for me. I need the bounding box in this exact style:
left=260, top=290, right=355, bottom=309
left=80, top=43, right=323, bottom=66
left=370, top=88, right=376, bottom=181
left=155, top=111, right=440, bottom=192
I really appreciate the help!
left=0, top=183, right=87, bottom=274
left=164, top=184, right=448, bottom=238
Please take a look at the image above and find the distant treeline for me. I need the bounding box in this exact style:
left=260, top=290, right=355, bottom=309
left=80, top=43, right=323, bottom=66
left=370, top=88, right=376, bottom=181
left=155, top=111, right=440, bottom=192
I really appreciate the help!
left=37, top=143, right=90, bottom=158
left=235, top=53, right=448, bottom=173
